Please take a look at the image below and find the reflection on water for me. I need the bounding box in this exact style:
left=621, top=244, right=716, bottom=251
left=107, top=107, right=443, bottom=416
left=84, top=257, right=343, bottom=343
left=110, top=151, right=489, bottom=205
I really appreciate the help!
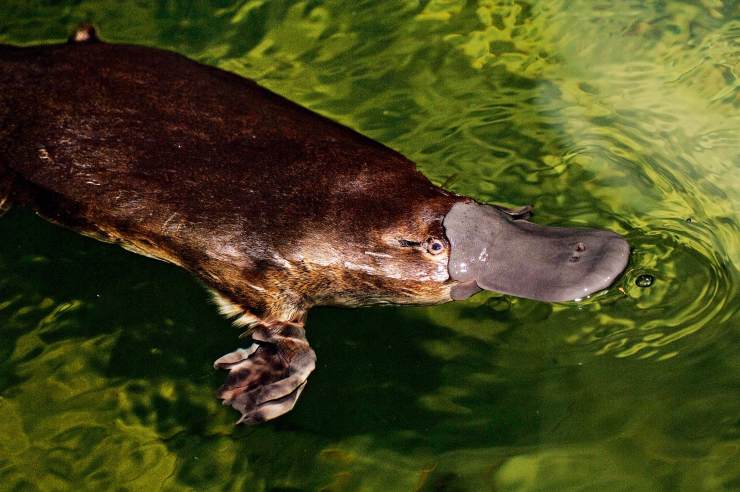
left=1, top=0, right=738, bottom=490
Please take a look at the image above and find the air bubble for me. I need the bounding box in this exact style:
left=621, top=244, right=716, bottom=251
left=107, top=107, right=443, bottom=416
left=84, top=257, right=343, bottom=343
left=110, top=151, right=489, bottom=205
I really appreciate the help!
left=635, top=274, right=655, bottom=288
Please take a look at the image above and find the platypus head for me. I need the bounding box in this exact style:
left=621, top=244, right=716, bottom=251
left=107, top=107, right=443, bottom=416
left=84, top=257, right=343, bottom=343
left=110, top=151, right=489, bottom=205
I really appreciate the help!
left=343, top=196, right=630, bottom=305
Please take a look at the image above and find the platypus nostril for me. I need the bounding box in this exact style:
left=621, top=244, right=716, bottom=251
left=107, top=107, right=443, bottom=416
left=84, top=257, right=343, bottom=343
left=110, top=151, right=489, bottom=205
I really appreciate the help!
left=569, top=255, right=580, bottom=263
left=575, top=242, right=586, bottom=252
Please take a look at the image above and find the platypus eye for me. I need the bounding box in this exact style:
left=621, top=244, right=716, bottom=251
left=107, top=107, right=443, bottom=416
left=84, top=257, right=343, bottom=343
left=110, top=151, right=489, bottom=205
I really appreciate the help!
left=427, top=239, right=446, bottom=255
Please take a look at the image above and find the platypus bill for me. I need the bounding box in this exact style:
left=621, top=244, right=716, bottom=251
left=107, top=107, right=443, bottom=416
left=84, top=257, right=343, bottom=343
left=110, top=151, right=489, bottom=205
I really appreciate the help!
left=0, top=26, right=629, bottom=424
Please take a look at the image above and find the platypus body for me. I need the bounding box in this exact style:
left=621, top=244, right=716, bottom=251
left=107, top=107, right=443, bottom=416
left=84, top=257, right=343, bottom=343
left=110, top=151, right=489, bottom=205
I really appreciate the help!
left=0, top=27, right=629, bottom=423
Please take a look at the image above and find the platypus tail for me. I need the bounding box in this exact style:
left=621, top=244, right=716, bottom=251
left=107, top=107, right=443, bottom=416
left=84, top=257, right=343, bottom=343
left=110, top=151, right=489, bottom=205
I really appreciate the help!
left=68, top=23, right=100, bottom=45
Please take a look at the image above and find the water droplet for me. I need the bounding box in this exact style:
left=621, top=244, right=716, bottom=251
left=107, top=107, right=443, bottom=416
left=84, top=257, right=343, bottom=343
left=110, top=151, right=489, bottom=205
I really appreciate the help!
left=635, top=274, right=654, bottom=288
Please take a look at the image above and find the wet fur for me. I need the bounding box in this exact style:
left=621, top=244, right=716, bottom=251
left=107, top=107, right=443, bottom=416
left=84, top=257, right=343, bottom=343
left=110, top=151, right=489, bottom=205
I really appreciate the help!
left=0, top=27, right=466, bottom=423
left=0, top=31, right=461, bottom=322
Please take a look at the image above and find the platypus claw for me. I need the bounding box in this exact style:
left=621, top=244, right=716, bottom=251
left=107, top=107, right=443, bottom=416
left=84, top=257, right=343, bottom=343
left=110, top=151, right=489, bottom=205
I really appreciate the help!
left=214, top=323, right=316, bottom=424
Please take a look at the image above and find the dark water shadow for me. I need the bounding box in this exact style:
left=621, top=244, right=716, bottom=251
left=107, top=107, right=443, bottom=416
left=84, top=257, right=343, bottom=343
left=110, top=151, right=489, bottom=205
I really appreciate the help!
left=0, top=210, right=236, bottom=423
left=290, top=305, right=458, bottom=435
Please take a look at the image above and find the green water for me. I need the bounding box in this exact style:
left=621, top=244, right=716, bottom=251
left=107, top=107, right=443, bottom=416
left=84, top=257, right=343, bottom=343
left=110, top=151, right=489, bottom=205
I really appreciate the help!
left=1, top=1, right=738, bottom=490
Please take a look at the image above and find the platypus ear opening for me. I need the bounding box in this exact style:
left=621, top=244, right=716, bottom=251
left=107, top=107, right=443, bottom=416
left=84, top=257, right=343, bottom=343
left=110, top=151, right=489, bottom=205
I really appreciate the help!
left=398, top=239, right=422, bottom=248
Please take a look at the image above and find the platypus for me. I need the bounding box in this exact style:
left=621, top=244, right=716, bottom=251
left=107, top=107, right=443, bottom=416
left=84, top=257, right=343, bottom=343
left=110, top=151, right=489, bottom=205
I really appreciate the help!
left=0, top=26, right=629, bottom=424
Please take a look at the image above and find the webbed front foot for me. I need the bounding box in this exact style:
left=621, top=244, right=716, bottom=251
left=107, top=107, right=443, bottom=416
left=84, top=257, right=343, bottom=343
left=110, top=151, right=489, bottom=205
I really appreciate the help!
left=214, top=322, right=316, bottom=424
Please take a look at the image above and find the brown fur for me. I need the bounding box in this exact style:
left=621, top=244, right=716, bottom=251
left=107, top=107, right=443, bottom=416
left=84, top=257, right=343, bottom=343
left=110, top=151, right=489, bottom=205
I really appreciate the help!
left=0, top=27, right=469, bottom=423
left=0, top=32, right=466, bottom=326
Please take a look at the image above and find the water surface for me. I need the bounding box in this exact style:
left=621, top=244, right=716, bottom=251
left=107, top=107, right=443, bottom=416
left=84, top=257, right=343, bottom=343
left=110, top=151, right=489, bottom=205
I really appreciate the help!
left=1, top=1, right=738, bottom=490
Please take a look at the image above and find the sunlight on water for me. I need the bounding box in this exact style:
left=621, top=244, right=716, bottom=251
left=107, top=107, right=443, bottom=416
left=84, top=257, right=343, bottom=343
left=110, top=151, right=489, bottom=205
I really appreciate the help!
left=1, top=1, right=738, bottom=490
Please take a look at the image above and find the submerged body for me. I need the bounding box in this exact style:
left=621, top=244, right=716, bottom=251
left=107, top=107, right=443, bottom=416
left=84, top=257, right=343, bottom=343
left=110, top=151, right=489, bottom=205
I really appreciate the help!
left=0, top=27, right=629, bottom=423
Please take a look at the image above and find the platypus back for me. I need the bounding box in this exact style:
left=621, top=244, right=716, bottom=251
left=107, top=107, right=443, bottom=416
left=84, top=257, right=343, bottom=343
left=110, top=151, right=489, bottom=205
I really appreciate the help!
left=0, top=29, right=456, bottom=306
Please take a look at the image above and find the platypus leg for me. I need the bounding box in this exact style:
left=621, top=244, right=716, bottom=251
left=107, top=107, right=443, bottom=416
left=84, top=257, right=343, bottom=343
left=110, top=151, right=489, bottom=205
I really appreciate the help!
left=214, top=322, right=316, bottom=424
